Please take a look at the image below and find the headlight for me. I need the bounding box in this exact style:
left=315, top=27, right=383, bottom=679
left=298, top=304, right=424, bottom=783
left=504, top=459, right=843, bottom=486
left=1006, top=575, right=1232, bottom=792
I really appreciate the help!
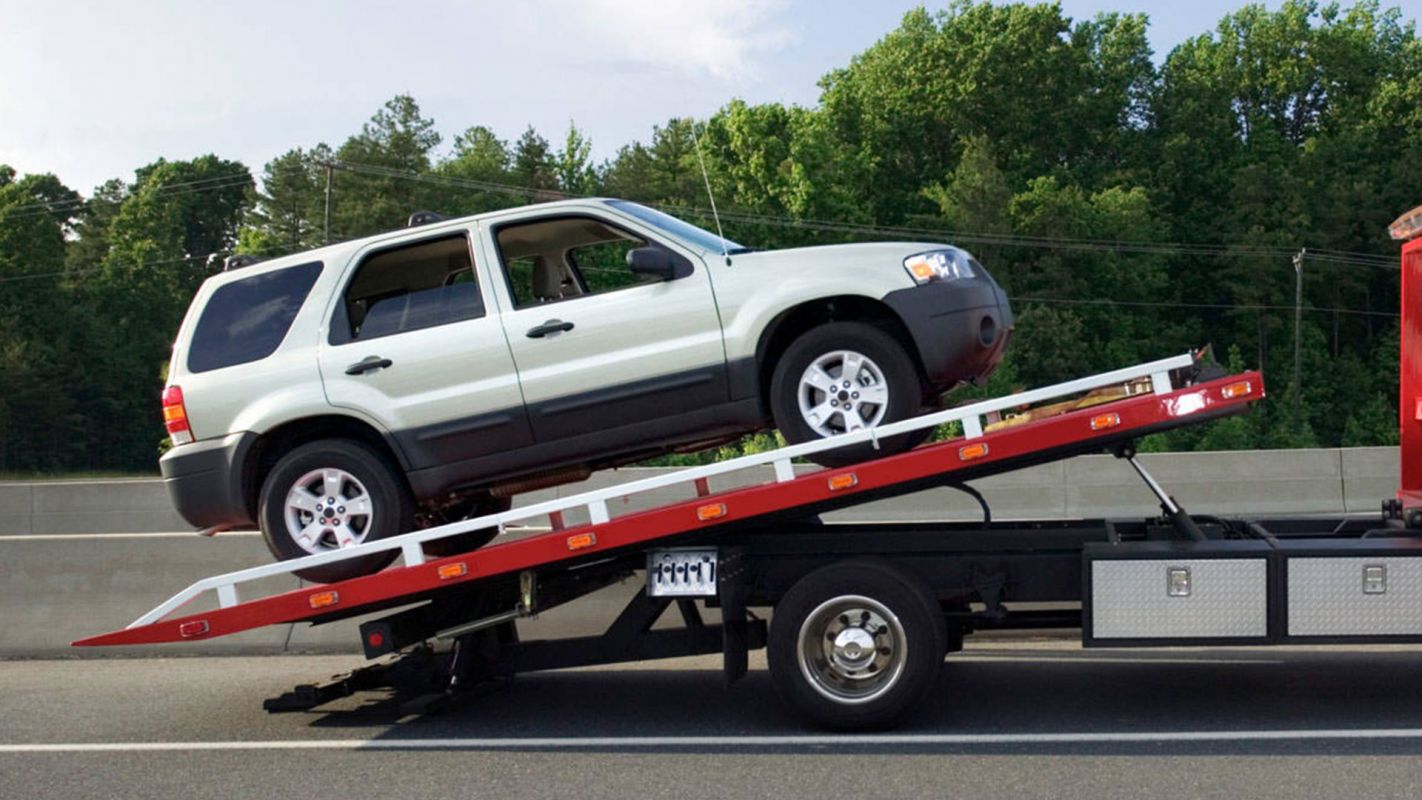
left=903, top=250, right=974, bottom=285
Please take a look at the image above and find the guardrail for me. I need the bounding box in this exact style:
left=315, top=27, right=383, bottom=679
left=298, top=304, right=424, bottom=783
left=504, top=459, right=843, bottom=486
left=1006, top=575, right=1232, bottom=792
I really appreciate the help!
left=0, top=446, right=1397, bottom=657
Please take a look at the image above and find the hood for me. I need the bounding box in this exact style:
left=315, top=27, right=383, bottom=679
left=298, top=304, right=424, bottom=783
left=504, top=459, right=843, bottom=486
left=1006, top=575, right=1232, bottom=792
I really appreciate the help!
left=727, top=241, right=972, bottom=272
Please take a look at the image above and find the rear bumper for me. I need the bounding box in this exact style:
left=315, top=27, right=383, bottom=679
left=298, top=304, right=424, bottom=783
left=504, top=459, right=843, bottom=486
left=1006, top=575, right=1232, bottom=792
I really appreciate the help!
left=159, top=432, right=257, bottom=530
left=883, top=278, right=1014, bottom=389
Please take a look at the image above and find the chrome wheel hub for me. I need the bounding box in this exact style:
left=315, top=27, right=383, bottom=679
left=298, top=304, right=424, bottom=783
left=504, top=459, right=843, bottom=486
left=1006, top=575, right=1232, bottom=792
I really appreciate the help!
left=797, top=595, right=907, bottom=704
left=797, top=350, right=890, bottom=437
left=283, top=468, right=374, bottom=555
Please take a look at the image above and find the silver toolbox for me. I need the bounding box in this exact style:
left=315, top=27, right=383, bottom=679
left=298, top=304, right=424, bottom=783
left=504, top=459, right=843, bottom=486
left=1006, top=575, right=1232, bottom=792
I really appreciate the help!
left=1086, top=542, right=1271, bottom=643
left=1287, top=556, right=1422, bottom=637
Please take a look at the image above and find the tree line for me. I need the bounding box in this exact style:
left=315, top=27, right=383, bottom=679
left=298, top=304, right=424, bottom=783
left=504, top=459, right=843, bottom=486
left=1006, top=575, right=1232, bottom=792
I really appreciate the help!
left=1, top=0, right=1418, bottom=473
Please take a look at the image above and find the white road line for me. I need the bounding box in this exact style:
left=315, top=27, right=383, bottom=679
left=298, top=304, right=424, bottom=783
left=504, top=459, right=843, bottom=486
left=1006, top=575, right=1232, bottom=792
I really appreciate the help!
left=7, top=729, right=1422, bottom=753
left=0, top=532, right=259, bottom=541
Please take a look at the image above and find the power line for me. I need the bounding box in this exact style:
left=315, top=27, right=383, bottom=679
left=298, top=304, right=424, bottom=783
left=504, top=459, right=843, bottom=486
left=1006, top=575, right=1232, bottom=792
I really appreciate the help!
left=1011, top=295, right=1399, bottom=318
left=326, top=159, right=1399, bottom=270
left=1, top=173, right=254, bottom=222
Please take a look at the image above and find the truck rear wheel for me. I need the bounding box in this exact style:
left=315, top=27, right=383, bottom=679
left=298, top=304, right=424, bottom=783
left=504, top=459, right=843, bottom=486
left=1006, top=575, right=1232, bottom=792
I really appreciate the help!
left=768, top=559, right=945, bottom=730
left=258, top=439, right=411, bottom=583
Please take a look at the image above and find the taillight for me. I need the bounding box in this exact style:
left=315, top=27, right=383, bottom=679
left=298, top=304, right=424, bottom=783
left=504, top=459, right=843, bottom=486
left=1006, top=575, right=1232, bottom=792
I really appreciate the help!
left=162, top=385, right=193, bottom=445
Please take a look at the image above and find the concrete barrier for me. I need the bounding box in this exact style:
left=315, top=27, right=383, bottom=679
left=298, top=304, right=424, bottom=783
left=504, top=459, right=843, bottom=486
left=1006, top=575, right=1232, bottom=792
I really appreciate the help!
left=0, top=447, right=1400, bottom=658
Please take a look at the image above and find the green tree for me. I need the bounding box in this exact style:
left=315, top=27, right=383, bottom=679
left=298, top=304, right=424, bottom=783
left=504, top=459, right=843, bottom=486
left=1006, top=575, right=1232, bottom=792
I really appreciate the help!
left=332, top=94, right=443, bottom=237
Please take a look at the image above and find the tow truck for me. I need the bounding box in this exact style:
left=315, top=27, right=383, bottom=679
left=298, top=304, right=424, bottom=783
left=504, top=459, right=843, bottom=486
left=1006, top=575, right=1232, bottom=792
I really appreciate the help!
left=74, top=208, right=1422, bottom=729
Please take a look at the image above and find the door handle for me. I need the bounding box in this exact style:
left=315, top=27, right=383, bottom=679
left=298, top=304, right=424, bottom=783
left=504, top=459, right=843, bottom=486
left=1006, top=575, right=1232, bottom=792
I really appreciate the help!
left=526, top=319, right=575, bottom=338
left=345, top=356, right=393, bottom=375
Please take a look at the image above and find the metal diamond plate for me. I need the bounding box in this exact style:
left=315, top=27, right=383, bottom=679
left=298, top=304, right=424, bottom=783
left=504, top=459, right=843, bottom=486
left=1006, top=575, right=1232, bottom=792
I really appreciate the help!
left=1288, top=557, right=1422, bottom=636
left=1092, top=559, right=1267, bottom=639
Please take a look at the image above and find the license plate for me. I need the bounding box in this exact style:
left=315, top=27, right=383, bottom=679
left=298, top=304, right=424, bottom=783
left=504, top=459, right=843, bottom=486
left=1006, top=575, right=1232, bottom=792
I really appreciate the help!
left=647, top=549, right=718, bottom=597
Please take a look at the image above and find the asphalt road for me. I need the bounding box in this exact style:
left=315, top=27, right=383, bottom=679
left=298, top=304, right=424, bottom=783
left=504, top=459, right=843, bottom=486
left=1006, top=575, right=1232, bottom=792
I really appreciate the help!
left=5, top=641, right=1422, bottom=799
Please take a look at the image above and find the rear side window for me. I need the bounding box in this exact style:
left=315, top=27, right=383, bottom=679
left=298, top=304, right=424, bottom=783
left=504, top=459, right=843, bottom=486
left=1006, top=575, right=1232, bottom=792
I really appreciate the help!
left=187, top=261, right=323, bottom=373
left=331, top=234, right=484, bottom=344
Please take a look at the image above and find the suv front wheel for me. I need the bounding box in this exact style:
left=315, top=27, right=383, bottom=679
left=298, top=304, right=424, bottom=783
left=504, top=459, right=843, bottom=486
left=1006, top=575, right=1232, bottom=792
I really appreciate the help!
left=258, top=439, right=411, bottom=583
left=769, top=322, right=928, bottom=467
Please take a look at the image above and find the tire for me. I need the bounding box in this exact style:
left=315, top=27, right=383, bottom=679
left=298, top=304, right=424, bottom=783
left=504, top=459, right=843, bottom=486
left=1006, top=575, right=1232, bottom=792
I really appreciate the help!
left=768, top=559, right=946, bottom=730
left=258, top=438, right=412, bottom=583
left=422, top=494, right=513, bottom=557
left=769, top=321, right=928, bottom=468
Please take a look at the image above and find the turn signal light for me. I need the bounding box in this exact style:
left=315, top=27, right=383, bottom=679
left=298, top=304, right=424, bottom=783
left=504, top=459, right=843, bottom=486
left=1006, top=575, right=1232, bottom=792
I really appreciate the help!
left=308, top=590, right=340, bottom=609
left=827, top=473, right=859, bottom=491
left=161, top=385, right=193, bottom=445
left=958, top=442, right=990, bottom=461
left=1221, top=380, right=1253, bottom=399
left=1090, top=413, right=1121, bottom=431
left=696, top=503, right=728, bottom=521
left=437, top=562, right=468, bottom=580
left=566, top=532, right=597, bottom=551
left=178, top=620, right=210, bottom=638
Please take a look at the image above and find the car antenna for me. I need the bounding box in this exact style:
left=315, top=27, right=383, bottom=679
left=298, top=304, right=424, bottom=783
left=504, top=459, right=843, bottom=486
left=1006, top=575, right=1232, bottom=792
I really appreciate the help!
left=689, top=120, right=732, bottom=266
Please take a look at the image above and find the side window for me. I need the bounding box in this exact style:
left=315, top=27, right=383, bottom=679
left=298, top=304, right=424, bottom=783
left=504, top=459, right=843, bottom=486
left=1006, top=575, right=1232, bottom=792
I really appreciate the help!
left=332, top=234, right=484, bottom=344
left=493, top=216, right=676, bottom=310
left=187, top=261, right=322, bottom=373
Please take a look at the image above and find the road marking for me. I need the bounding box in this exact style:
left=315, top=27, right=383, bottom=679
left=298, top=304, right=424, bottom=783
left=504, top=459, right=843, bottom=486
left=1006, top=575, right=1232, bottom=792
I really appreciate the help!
left=7, top=729, right=1422, bottom=753
left=0, top=532, right=261, bottom=541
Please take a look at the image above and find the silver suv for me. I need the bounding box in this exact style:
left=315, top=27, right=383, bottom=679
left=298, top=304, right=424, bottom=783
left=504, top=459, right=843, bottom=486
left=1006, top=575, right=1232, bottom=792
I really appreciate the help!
left=161, top=199, right=1011, bottom=581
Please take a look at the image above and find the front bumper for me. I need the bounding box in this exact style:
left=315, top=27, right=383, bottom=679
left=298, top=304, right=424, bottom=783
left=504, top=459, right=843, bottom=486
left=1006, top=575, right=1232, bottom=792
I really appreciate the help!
left=882, top=278, right=1013, bottom=389
left=159, top=432, right=258, bottom=531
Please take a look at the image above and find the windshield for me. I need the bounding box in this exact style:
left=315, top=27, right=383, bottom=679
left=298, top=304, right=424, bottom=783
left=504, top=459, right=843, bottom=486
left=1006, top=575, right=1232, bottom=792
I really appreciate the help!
left=605, top=200, right=745, bottom=254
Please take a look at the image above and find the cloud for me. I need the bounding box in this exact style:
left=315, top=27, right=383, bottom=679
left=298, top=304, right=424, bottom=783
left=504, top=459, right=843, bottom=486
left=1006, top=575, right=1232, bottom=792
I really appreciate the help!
left=558, top=0, right=796, bottom=81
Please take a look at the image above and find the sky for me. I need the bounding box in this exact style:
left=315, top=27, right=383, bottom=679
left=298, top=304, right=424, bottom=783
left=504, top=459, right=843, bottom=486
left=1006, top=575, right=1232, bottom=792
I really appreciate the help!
left=2, top=0, right=1419, bottom=195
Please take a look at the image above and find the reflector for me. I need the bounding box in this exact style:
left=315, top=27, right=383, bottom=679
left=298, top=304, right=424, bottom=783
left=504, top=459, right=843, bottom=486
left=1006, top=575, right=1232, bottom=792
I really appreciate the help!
left=1221, top=381, right=1253, bottom=399
left=958, top=442, right=990, bottom=461
left=1090, top=413, right=1121, bottom=430
left=437, top=562, right=468, bottom=580
left=696, top=503, right=728, bottom=521
left=308, top=591, right=339, bottom=609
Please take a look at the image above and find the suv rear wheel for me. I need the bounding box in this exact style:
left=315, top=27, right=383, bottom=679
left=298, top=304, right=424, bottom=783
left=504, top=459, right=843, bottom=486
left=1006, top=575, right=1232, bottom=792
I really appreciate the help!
left=258, top=439, right=411, bottom=583
left=769, top=322, right=928, bottom=467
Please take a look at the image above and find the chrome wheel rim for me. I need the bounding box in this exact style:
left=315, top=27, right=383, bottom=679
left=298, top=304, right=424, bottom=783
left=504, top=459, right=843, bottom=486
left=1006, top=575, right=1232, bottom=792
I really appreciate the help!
left=283, top=468, right=374, bottom=555
left=797, top=594, right=907, bottom=705
left=797, top=350, right=890, bottom=437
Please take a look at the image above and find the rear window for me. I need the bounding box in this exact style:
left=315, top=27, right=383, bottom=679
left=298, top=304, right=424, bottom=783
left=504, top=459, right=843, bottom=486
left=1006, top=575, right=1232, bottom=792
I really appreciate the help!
left=186, top=261, right=323, bottom=373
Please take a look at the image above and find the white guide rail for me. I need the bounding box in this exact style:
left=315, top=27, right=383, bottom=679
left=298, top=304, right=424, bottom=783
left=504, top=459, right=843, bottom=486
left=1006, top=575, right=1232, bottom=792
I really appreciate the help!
left=128, top=351, right=1198, bottom=628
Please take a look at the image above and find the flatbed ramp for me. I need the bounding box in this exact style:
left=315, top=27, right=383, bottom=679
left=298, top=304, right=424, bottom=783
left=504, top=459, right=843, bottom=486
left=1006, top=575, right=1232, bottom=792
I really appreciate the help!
left=76, top=351, right=1251, bottom=648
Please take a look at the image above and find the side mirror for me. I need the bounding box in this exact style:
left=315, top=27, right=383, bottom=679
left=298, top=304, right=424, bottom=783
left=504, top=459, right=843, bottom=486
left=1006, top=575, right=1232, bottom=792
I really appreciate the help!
left=627, top=247, right=686, bottom=280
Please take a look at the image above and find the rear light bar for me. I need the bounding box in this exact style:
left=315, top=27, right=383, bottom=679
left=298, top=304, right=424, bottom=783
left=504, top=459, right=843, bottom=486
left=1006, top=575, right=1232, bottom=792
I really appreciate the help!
left=1390, top=204, right=1422, bottom=242
left=162, top=386, right=193, bottom=446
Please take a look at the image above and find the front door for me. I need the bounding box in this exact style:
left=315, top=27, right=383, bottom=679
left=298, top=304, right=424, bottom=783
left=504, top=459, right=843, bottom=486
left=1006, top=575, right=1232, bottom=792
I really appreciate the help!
left=482, top=211, right=727, bottom=443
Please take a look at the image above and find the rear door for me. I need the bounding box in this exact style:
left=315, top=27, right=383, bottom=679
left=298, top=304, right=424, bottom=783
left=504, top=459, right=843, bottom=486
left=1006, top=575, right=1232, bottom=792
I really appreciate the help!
left=480, top=211, right=727, bottom=443
left=318, top=229, right=532, bottom=471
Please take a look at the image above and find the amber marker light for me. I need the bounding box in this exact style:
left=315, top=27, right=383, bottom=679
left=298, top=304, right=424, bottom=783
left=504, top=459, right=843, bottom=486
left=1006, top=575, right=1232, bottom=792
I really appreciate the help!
left=1090, top=413, right=1121, bottom=430
left=958, top=442, right=990, bottom=461
left=437, top=562, right=468, bottom=580
left=566, top=532, right=597, bottom=551
left=178, top=620, right=210, bottom=638
left=1221, top=381, right=1253, bottom=399
left=308, top=590, right=340, bottom=609
left=696, top=503, right=728, bottom=521
left=827, top=473, right=859, bottom=491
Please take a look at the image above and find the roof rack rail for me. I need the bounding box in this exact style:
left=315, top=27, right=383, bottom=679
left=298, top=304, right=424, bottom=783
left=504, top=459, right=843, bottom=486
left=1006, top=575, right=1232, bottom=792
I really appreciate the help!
left=223, top=254, right=263, bottom=271
left=407, top=210, right=446, bottom=228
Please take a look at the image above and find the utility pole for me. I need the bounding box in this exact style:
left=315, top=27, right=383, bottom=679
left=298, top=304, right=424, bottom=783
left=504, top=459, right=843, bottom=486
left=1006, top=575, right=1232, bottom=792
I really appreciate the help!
left=323, top=161, right=334, bottom=246
left=1292, top=248, right=1306, bottom=421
